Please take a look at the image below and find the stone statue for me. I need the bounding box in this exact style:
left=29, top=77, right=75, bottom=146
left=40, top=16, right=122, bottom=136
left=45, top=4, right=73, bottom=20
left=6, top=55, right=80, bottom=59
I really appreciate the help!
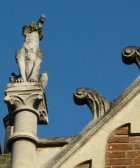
left=12, top=15, right=48, bottom=87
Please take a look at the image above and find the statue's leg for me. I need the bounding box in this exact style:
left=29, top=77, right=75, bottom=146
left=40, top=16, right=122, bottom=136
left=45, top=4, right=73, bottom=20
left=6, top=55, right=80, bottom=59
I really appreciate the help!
left=16, top=48, right=26, bottom=82
left=28, top=56, right=42, bottom=82
left=25, top=51, right=35, bottom=80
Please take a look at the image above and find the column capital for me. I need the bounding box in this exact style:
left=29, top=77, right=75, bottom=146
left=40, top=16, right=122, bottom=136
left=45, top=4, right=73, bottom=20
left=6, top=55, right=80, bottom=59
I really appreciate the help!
left=4, top=82, right=48, bottom=125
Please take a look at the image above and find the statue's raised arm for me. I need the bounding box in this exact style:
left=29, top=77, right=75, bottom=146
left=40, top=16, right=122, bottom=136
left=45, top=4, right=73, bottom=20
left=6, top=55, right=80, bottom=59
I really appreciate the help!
left=13, top=15, right=48, bottom=87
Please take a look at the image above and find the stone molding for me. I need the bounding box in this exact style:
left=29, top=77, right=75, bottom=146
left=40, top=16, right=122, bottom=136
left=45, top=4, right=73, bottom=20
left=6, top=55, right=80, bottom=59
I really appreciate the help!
left=7, top=131, right=39, bottom=152
left=38, top=137, right=74, bottom=147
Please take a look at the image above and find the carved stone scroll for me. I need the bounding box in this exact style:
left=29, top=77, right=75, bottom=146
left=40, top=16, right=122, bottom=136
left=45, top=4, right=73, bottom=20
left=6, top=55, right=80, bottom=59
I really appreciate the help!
left=74, top=88, right=110, bottom=121
left=122, top=46, right=140, bottom=69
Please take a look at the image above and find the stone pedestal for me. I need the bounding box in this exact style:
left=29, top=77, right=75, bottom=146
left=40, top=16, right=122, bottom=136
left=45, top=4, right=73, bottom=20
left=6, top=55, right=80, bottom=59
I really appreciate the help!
left=4, top=82, right=48, bottom=168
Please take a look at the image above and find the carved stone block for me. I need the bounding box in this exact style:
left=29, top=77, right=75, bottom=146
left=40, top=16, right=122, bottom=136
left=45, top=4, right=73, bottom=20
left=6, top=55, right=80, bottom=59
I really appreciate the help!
left=4, top=82, right=48, bottom=125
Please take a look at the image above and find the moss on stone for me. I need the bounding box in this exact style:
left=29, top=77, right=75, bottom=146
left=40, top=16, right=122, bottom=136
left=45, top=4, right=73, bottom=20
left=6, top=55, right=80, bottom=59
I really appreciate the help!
left=0, top=154, right=11, bottom=168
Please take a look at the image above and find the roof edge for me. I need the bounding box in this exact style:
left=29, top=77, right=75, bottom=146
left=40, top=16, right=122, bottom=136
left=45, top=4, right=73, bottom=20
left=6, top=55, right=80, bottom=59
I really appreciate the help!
left=47, top=75, right=140, bottom=168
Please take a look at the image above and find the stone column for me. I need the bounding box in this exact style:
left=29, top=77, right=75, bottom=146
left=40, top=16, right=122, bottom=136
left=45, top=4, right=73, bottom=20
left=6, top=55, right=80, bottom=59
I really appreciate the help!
left=4, top=83, right=48, bottom=168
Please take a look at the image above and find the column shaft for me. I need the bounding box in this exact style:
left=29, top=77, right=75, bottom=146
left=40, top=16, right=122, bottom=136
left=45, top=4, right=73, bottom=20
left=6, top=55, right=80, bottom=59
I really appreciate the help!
left=14, top=111, right=37, bottom=135
left=11, top=111, right=37, bottom=168
left=11, top=140, right=36, bottom=168
left=4, top=84, right=48, bottom=168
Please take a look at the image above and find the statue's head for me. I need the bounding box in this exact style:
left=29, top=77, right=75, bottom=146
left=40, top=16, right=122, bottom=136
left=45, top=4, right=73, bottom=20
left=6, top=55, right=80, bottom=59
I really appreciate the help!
left=22, top=15, right=46, bottom=41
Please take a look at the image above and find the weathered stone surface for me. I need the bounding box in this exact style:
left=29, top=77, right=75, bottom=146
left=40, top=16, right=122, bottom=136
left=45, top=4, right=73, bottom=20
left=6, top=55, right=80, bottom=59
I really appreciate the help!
left=5, top=82, right=48, bottom=125
left=3, top=115, right=13, bottom=154
left=4, top=83, right=48, bottom=168
left=0, top=155, right=11, bottom=168
left=122, top=46, right=140, bottom=69
left=16, top=15, right=46, bottom=83
left=45, top=75, right=140, bottom=168
left=9, top=16, right=48, bottom=89
left=74, top=87, right=110, bottom=121
left=38, top=136, right=74, bottom=147
left=75, top=160, right=92, bottom=168
left=2, top=15, right=49, bottom=168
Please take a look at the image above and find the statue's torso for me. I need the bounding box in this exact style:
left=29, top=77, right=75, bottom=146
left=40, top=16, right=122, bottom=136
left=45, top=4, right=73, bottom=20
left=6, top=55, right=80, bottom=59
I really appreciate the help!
left=23, top=32, right=39, bottom=55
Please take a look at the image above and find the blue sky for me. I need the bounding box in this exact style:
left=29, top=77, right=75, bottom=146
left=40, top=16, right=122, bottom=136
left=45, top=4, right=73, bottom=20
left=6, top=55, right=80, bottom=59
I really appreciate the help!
left=0, top=0, right=140, bottom=149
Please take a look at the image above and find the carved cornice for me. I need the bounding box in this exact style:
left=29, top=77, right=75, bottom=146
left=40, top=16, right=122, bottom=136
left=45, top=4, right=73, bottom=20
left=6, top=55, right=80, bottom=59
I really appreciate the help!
left=4, top=83, right=48, bottom=125
left=122, top=46, right=140, bottom=69
left=74, top=88, right=110, bottom=121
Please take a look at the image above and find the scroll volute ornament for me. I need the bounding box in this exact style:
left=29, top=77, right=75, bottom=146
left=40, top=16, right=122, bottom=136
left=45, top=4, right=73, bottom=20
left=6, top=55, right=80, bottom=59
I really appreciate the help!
left=122, top=46, right=140, bottom=69
left=74, top=88, right=110, bottom=121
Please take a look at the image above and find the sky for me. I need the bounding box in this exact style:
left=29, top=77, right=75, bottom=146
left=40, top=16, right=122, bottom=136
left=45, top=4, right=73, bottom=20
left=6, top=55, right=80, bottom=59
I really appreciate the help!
left=0, top=0, right=140, bottom=150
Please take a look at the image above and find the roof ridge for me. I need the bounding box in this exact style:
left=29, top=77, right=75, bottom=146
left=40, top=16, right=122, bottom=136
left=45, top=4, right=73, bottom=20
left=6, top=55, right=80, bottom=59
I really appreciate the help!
left=46, top=75, right=140, bottom=168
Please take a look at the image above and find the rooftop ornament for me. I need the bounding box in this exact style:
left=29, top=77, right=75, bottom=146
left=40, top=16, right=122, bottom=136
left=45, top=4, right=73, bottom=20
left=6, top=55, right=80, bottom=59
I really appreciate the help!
left=4, top=16, right=49, bottom=168
left=122, top=46, right=140, bottom=69
left=74, top=88, right=110, bottom=121
left=10, top=15, right=48, bottom=89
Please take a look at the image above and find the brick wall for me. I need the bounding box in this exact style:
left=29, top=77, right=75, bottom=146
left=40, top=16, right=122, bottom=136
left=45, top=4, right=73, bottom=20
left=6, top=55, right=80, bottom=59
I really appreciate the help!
left=106, top=124, right=140, bottom=168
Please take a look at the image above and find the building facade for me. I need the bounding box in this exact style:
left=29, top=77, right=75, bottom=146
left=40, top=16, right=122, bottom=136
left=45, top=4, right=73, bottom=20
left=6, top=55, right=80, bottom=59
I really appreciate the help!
left=1, top=17, right=140, bottom=168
